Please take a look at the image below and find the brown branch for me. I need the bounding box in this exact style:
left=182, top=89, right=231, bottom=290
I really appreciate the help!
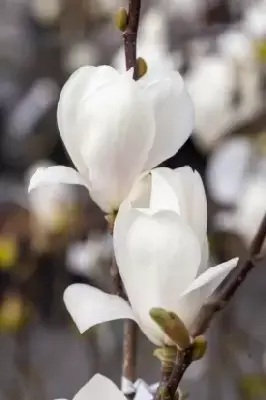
left=165, top=212, right=266, bottom=399
left=123, top=0, right=141, bottom=77
left=123, top=320, right=137, bottom=387
left=114, top=0, right=142, bottom=392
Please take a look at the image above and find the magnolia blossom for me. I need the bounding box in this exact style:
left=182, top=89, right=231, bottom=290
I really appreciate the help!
left=207, top=137, right=252, bottom=206
left=64, top=167, right=238, bottom=346
left=28, top=65, right=193, bottom=212
left=27, top=161, right=78, bottom=232
left=55, top=374, right=127, bottom=400
left=215, top=177, right=266, bottom=248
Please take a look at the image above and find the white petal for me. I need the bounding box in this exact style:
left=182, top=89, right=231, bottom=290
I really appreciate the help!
left=78, top=72, right=155, bottom=212
left=149, top=167, right=207, bottom=246
left=57, top=66, right=119, bottom=177
left=177, top=257, right=238, bottom=329
left=74, top=374, right=126, bottom=400
left=28, top=166, right=88, bottom=192
left=141, top=71, right=194, bottom=170
left=197, top=237, right=209, bottom=275
left=63, top=284, right=135, bottom=333
left=114, top=208, right=201, bottom=344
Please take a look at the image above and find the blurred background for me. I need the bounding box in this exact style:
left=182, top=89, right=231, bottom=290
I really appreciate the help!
left=1, top=0, right=266, bottom=398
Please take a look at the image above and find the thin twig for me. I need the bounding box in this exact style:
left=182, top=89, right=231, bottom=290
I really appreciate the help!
left=117, top=0, right=142, bottom=391
left=165, top=213, right=266, bottom=399
left=123, top=320, right=137, bottom=384
left=123, top=0, right=141, bottom=77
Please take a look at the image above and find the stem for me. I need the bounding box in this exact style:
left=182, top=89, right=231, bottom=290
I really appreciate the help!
left=123, top=0, right=141, bottom=77
left=117, top=0, right=142, bottom=391
left=122, top=320, right=137, bottom=384
left=165, top=212, right=266, bottom=398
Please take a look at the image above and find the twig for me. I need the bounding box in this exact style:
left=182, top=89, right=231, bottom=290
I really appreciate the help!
left=123, top=0, right=141, bottom=77
left=123, top=319, right=137, bottom=385
left=165, top=213, right=266, bottom=399
left=117, top=0, right=142, bottom=392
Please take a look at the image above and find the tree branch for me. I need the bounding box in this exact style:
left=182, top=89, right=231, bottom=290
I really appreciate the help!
left=116, top=0, right=142, bottom=392
left=123, top=0, right=141, bottom=77
left=166, top=212, right=266, bottom=398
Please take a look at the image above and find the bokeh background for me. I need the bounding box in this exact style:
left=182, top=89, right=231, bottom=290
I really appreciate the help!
left=1, top=0, right=266, bottom=399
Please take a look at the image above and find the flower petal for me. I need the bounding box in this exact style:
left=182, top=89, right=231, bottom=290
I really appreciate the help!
left=197, top=236, right=209, bottom=275
left=149, top=167, right=207, bottom=246
left=177, top=257, right=238, bottom=329
left=78, top=72, right=155, bottom=212
left=57, top=66, right=119, bottom=178
left=63, top=284, right=135, bottom=333
left=114, top=208, right=201, bottom=344
left=28, top=166, right=88, bottom=192
left=74, top=374, right=126, bottom=400
left=141, top=71, right=194, bottom=170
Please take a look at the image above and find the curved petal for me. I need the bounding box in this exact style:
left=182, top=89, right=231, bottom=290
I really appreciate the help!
left=197, top=237, right=209, bottom=275
left=74, top=374, right=126, bottom=400
left=78, top=72, right=155, bottom=212
left=148, top=167, right=207, bottom=246
left=141, top=71, right=194, bottom=170
left=28, top=166, right=89, bottom=192
left=57, top=66, right=119, bottom=177
left=177, top=257, right=238, bottom=329
left=63, top=284, right=135, bottom=334
left=114, top=208, right=201, bottom=344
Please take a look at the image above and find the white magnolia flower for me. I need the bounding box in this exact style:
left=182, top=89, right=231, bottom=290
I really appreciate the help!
left=63, top=167, right=238, bottom=345
left=28, top=65, right=193, bottom=212
left=207, top=137, right=252, bottom=206
left=55, top=374, right=126, bottom=400
left=215, top=177, right=266, bottom=248
left=186, top=56, right=235, bottom=150
left=27, top=161, right=78, bottom=232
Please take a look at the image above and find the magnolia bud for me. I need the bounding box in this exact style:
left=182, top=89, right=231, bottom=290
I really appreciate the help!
left=136, top=57, right=148, bottom=79
left=115, top=8, right=128, bottom=32
left=153, top=346, right=177, bottom=367
left=192, top=335, right=207, bottom=361
left=150, top=308, right=191, bottom=349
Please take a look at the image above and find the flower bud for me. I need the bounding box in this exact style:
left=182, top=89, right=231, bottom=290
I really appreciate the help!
left=114, top=7, right=128, bottom=32
left=192, top=335, right=207, bottom=360
left=150, top=308, right=191, bottom=349
left=153, top=346, right=177, bottom=369
left=136, top=57, right=148, bottom=79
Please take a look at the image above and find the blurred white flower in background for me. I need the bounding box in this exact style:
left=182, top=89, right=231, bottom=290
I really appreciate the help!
left=28, top=64, right=193, bottom=212
left=63, top=42, right=100, bottom=74
left=208, top=135, right=266, bottom=249
left=243, top=0, right=266, bottom=39
left=215, top=177, right=266, bottom=249
left=29, top=0, right=62, bottom=24
left=207, top=137, right=252, bottom=206
left=166, top=0, right=204, bottom=21
left=54, top=373, right=127, bottom=400
left=63, top=167, right=238, bottom=346
left=88, top=0, right=127, bottom=16
left=187, top=29, right=262, bottom=152
left=186, top=55, right=235, bottom=150
left=66, top=234, right=112, bottom=279
left=27, top=160, right=78, bottom=232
